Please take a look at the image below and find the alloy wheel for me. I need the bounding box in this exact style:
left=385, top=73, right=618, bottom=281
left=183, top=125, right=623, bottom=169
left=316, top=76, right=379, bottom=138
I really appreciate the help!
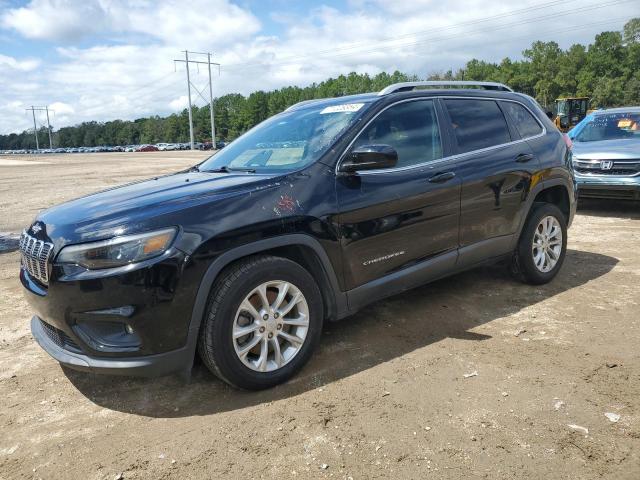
left=232, top=280, right=309, bottom=372
left=531, top=215, right=563, bottom=273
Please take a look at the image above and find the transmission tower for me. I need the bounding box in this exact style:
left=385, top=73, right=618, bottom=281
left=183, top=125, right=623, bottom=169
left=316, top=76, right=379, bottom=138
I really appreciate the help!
left=25, top=106, right=54, bottom=150
left=173, top=51, right=220, bottom=150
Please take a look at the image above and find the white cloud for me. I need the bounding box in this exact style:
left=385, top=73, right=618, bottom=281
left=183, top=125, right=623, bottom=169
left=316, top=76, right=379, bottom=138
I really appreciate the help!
left=49, top=101, right=74, bottom=115
left=0, top=54, right=40, bottom=71
left=1, top=0, right=111, bottom=42
left=1, top=0, right=261, bottom=45
left=169, top=95, right=189, bottom=110
left=120, top=0, right=261, bottom=47
left=1, top=0, right=639, bottom=134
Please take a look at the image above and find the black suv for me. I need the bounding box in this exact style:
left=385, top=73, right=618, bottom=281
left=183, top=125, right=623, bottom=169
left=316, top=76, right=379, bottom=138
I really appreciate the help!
left=20, top=81, right=576, bottom=390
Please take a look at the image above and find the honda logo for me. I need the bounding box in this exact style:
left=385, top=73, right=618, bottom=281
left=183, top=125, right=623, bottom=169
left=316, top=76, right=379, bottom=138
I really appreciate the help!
left=600, top=160, right=614, bottom=170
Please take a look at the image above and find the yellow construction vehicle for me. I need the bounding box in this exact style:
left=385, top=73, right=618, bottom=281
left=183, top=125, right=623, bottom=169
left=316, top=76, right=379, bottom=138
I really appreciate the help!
left=554, top=97, right=589, bottom=132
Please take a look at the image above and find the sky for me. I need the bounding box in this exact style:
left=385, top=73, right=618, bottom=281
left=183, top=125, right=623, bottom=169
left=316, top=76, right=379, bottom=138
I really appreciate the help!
left=1, top=0, right=639, bottom=135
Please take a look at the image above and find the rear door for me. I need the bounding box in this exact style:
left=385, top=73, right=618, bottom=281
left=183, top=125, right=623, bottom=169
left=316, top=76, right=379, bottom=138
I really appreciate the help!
left=335, top=99, right=460, bottom=290
left=442, top=98, right=541, bottom=265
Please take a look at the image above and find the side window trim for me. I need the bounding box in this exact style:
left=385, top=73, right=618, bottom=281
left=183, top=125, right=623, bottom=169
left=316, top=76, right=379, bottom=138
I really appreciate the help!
left=496, top=101, right=521, bottom=141
left=335, top=96, right=546, bottom=176
left=434, top=98, right=457, bottom=161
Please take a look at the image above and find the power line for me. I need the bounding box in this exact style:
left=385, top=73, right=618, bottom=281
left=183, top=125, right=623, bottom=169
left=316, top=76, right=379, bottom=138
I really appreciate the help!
left=141, top=16, right=631, bottom=110
left=217, top=16, right=630, bottom=79
left=222, top=0, right=635, bottom=72
left=72, top=71, right=182, bottom=112
left=223, top=0, right=578, bottom=70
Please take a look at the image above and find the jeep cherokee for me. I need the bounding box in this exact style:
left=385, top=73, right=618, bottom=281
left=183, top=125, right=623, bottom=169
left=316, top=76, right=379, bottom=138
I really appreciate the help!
left=19, top=81, right=576, bottom=390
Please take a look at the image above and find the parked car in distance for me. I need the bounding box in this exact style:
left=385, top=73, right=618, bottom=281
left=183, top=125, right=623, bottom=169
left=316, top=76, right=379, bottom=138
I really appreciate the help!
left=136, top=144, right=159, bottom=152
left=20, top=81, right=575, bottom=390
left=156, top=143, right=177, bottom=151
left=568, top=107, right=640, bottom=201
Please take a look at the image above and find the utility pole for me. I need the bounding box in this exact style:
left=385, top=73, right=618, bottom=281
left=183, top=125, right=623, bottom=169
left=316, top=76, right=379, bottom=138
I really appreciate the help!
left=29, top=107, right=39, bottom=151
left=184, top=50, right=195, bottom=149
left=25, top=106, right=54, bottom=150
left=45, top=106, right=53, bottom=149
left=207, top=52, right=216, bottom=147
left=174, top=51, right=220, bottom=150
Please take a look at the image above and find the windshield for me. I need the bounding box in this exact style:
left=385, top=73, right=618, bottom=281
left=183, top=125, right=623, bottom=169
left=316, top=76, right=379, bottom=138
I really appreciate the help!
left=573, top=111, right=640, bottom=142
left=557, top=100, right=569, bottom=116
left=199, top=102, right=370, bottom=173
left=567, top=113, right=593, bottom=139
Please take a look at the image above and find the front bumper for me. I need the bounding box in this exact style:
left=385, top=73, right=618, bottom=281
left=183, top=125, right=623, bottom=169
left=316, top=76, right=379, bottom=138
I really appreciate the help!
left=575, top=174, right=640, bottom=200
left=20, top=245, right=205, bottom=376
left=31, top=315, right=192, bottom=376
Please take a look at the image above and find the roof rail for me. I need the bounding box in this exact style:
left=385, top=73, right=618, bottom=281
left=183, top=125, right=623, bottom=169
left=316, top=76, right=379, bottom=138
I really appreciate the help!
left=378, top=81, right=513, bottom=96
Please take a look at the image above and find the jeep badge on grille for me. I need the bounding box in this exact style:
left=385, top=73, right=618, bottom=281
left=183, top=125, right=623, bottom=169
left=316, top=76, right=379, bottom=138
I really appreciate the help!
left=30, top=224, right=42, bottom=234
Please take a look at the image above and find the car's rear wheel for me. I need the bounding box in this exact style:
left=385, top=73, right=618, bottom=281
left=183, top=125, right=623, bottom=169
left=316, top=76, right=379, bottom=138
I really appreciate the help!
left=513, top=203, right=567, bottom=285
left=197, top=255, right=323, bottom=390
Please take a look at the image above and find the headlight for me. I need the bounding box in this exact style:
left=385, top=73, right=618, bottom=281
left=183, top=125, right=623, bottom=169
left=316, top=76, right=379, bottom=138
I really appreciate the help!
left=56, top=227, right=177, bottom=269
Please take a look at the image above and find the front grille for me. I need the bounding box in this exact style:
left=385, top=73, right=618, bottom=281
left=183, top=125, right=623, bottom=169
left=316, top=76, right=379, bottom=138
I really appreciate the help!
left=19, top=231, right=53, bottom=285
left=39, top=319, right=82, bottom=352
left=574, top=158, right=640, bottom=177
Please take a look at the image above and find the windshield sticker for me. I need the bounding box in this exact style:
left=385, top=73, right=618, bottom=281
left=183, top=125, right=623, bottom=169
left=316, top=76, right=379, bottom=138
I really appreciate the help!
left=320, top=103, right=364, bottom=114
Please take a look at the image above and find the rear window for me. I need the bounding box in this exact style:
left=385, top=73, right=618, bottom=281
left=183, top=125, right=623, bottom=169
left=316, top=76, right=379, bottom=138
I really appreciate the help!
left=501, top=101, right=543, bottom=138
left=443, top=99, right=511, bottom=153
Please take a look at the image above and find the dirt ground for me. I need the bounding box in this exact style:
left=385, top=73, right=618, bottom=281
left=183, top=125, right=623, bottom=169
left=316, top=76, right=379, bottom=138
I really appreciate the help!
left=1, top=152, right=639, bottom=480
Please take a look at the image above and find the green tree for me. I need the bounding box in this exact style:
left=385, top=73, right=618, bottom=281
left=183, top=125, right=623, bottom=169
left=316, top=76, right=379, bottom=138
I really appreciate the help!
left=623, top=17, right=640, bottom=44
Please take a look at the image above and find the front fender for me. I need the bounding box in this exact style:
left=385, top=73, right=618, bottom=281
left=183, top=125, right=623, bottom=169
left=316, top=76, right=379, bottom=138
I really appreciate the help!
left=182, top=234, right=348, bottom=365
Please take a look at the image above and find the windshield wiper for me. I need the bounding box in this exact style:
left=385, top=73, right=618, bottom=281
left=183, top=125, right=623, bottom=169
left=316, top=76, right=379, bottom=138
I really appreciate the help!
left=206, top=165, right=256, bottom=173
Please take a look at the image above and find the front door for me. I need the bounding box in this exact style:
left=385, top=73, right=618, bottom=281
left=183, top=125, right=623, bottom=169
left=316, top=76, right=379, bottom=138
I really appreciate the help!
left=335, top=99, right=460, bottom=290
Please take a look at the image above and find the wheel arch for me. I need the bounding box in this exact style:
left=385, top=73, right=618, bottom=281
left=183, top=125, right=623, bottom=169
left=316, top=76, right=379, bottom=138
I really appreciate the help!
left=511, top=178, right=575, bottom=250
left=532, top=184, right=571, bottom=223
left=183, top=235, right=347, bottom=366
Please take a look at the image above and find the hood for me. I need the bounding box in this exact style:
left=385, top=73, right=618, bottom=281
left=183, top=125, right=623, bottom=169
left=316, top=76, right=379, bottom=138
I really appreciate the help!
left=34, top=170, right=283, bottom=248
left=572, top=138, right=640, bottom=160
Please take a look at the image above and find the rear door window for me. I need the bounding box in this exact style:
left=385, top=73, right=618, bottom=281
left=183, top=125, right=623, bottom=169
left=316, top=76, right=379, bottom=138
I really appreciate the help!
left=501, top=101, right=543, bottom=139
left=443, top=99, right=512, bottom=154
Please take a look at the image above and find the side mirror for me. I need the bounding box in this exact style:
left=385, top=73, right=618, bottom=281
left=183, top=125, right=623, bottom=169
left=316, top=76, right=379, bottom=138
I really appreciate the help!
left=339, top=144, right=398, bottom=173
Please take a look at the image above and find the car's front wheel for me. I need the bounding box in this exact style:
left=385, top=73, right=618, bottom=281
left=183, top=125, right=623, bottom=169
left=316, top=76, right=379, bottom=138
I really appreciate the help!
left=197, top=255, right=323, bottom=390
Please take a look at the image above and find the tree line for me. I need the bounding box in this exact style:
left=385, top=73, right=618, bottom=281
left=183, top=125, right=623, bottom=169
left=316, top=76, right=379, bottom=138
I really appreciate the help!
left=2, top=18, right=639, bottom=150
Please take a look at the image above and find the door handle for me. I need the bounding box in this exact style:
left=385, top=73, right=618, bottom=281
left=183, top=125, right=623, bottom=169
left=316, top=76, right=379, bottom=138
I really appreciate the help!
left=428, top=171, right=456, bottom=183
left=515, top=153, right=534, bottom=163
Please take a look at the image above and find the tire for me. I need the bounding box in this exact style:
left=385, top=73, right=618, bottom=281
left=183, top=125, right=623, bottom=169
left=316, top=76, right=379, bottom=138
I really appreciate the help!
left=197, top=255, right=323, bottom=390
left=512, top=203, right=567, bottom=285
